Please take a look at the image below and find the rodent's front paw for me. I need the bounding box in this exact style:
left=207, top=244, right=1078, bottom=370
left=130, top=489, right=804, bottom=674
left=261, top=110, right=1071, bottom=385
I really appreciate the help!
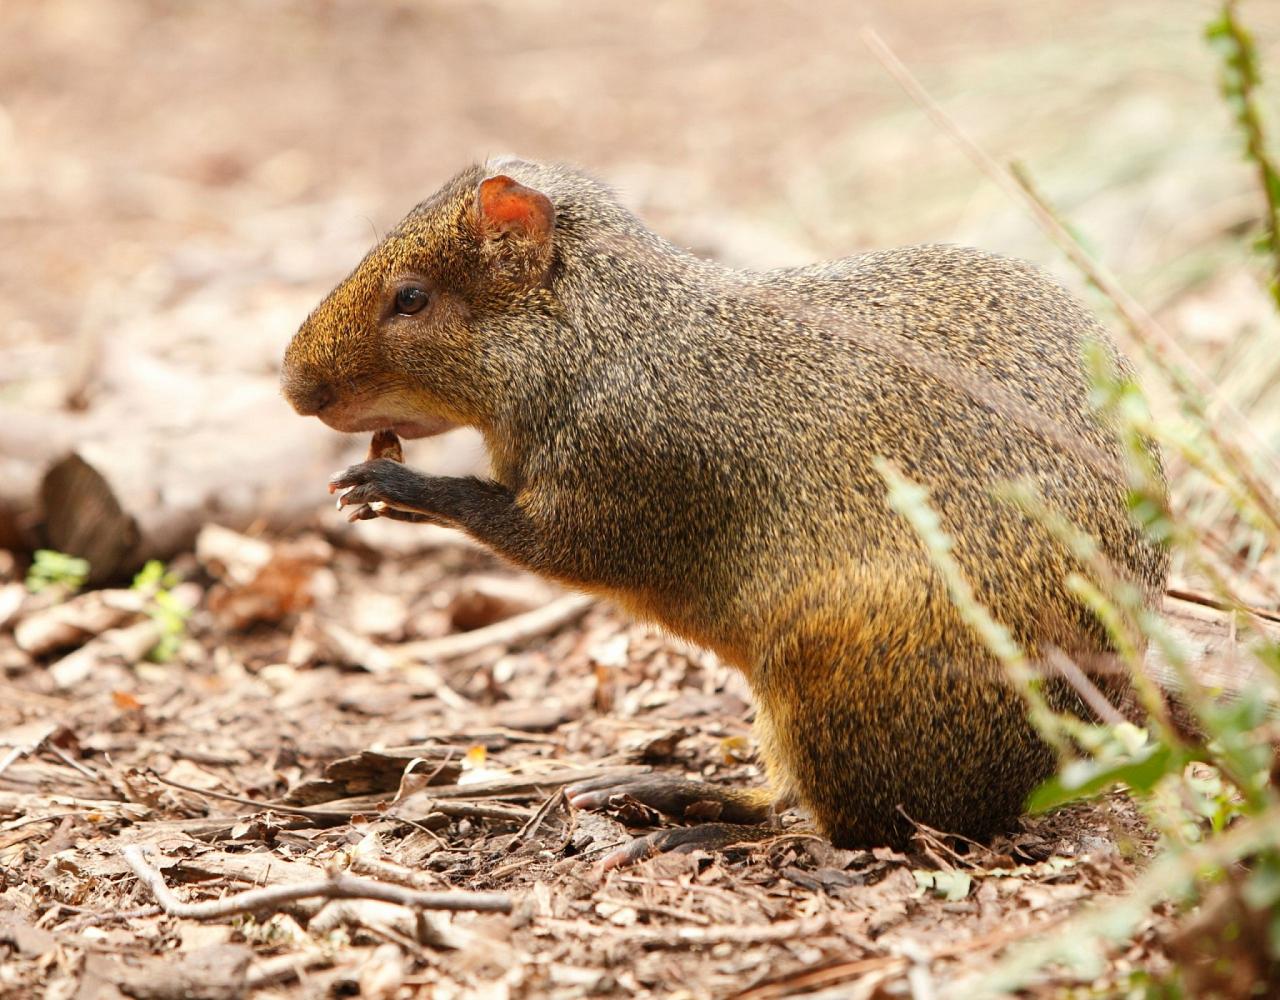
left=329, top=459, right=430, bottom=523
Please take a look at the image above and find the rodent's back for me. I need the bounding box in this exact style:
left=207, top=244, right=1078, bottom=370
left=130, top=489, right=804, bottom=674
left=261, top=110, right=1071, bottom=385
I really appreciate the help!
left=533, top=243, right=1165, bottom=664
left=768, top=244, right=1166, bottom=605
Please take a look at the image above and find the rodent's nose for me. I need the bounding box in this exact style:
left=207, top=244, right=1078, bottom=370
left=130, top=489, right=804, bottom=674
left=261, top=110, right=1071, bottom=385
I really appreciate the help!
left=283, top=377, right=336, bottom=416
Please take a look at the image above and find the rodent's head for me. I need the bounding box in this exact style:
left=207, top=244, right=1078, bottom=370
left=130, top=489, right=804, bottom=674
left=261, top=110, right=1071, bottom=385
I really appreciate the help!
left=281, top=162, right=560, bottom=439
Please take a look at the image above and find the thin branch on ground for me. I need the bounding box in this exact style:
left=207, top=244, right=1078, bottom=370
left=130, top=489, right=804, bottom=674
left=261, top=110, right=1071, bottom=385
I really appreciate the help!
left=394, top=593, right=594, bottom=663
left=150, top=769, right=530, bottom=825
left=45, top=743, right=101, bottom=782
left=416, top=800, right=534, bottom=822
left=539, top=914, right=832, bottom=948
left=121, top=844, right=513, bottom=917
left=58, top=903, right=163, bottom=933
left=347, top=853, right=449, bottom=891
left=0, top=744, right=29, bottom=779
left=149, top=770, right=354, bottom=821
left=510, top=787, right=567, bottom=846
left=245, top=951, right=334, bottom=990
left=1166, top=586, right=1280, bottom=626
left=899, top=808, right=989, bottom=870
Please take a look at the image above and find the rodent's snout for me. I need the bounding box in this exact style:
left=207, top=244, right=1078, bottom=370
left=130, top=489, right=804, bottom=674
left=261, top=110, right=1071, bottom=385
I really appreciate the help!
left=281, top=372, right=336, bottom=416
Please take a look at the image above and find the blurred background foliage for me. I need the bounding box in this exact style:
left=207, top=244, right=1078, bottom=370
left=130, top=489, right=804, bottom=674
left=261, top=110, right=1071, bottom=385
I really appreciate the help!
left=2, top=1, right=1276, bottom=430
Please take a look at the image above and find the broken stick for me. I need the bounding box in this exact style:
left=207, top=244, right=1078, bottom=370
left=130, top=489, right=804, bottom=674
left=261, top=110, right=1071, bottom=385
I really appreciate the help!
left=394, top=592, right=594, bottom=663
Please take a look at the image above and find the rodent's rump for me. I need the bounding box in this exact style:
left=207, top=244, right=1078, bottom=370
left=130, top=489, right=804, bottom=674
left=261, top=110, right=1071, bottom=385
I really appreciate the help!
left=283, top=158, right=1168, bottom=849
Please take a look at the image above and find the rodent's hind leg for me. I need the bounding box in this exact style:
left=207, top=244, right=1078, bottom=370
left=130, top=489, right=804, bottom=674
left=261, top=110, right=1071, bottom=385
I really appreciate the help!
left=565, top=775, right=776, bottom=826
left=565, top=773, right=792, bottom=869
left=596, top=822, right=783, bottom=871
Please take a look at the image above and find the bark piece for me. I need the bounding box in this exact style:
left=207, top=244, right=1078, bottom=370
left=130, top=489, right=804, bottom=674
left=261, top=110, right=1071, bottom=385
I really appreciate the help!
left=283, top=746, right=466, bottom=805
left=109, top=944, right=253, bottom=1000
left=13, top=588, right=145, bottom=656
left=200, top=526, right=330, bottom=629
left=40, top=455, right=141, bottom=588
left=48, top=620, right=162, bottom=689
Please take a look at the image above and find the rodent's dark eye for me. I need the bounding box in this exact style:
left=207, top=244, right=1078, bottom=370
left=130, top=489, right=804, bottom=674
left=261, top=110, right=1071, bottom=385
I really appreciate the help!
left=394, top=286, right=430, bottom=315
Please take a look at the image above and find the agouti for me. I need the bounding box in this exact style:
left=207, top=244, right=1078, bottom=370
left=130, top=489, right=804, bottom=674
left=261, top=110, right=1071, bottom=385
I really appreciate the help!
left=281, top=158, right=1168, bottom=859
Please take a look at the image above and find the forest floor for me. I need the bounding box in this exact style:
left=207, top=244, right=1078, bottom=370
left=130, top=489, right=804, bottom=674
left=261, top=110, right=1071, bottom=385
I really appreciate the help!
left=0, top=531, right=1171, bottom=999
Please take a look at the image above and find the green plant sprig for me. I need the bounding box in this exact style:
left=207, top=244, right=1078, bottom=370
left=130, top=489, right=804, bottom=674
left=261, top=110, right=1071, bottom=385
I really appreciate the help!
left=25, top=549, right=90, bottom=594
left=1207, top=0, right=1280, bottom=309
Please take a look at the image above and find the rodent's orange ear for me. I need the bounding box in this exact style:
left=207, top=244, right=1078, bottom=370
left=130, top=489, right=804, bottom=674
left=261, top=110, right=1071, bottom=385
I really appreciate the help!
left=476, top=175, right=555, bottom=241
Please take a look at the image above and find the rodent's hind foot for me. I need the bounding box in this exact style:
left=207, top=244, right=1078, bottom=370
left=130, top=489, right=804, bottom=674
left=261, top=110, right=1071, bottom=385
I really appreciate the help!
left=600, top=823, right=779, bottom=871
left=565, top=774, right=774, bottom=826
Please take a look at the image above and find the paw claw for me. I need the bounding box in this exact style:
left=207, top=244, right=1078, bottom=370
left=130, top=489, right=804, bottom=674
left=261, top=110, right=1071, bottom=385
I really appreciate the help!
left=601, top=835, right=661, bottom=871
left=565, top=790, right=607, bottom=810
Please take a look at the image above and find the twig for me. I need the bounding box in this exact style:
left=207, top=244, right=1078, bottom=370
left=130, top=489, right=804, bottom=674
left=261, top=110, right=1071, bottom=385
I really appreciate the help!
left=46, top=743, right=100, bottom=782
left=57, top=902, right=163, bottom=933
left=394, top=593, right=594, bottom=663
left=733, top=913, right=1071, bottom=1000
left=347, top=853, right=448, bottom=891
left=0, top=811, right=82, bottom=833
left=733, top=956, right=906, bottom=1000
left=245, top=951, right=333, bottom=990
left=1166, top=586, right=1280, bottom=626
left=510, top=786, right=566, bottom=847
left=354, top=915, right=433, bottom=958
left=121, top=844, right=513, bottom=917
left=411, top=747, right=459, bottom=788
left=306, top=619, right=472, bottom=711
left=423, top=800, right=533, bottom=822
left=0, top=745, right=26, bottom=779
left=152, top=769, right=529, bottom=824
left=594, top=893, right=713, bottom=925
left=540, top=914, right=830, bottom=948
left=1041, top=649, right=1128, bottom=727
left=149, top=770, right=351, bottom=821
left=899, top=807, right=986, bottom=869
left=391, top=765, right=649, bottom=804
left=861, top=26, right=1280, bottom=527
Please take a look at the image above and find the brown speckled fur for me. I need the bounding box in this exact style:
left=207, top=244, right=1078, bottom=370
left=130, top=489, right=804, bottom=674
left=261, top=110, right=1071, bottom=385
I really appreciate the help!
left=283, top=159, right=1169, bottom=848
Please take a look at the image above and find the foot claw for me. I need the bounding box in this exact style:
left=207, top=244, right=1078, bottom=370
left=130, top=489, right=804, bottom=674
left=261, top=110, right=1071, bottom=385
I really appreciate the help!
left=601, top=833, right=664, bottom=871
left=564, top=788, right=610, bottom=811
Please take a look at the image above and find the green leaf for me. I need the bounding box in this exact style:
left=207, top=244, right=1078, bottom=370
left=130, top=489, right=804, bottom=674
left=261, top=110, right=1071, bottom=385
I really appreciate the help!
left=1028, top=742, right=1178, bottom=813
left=913, top=869, right=972, bottom=902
